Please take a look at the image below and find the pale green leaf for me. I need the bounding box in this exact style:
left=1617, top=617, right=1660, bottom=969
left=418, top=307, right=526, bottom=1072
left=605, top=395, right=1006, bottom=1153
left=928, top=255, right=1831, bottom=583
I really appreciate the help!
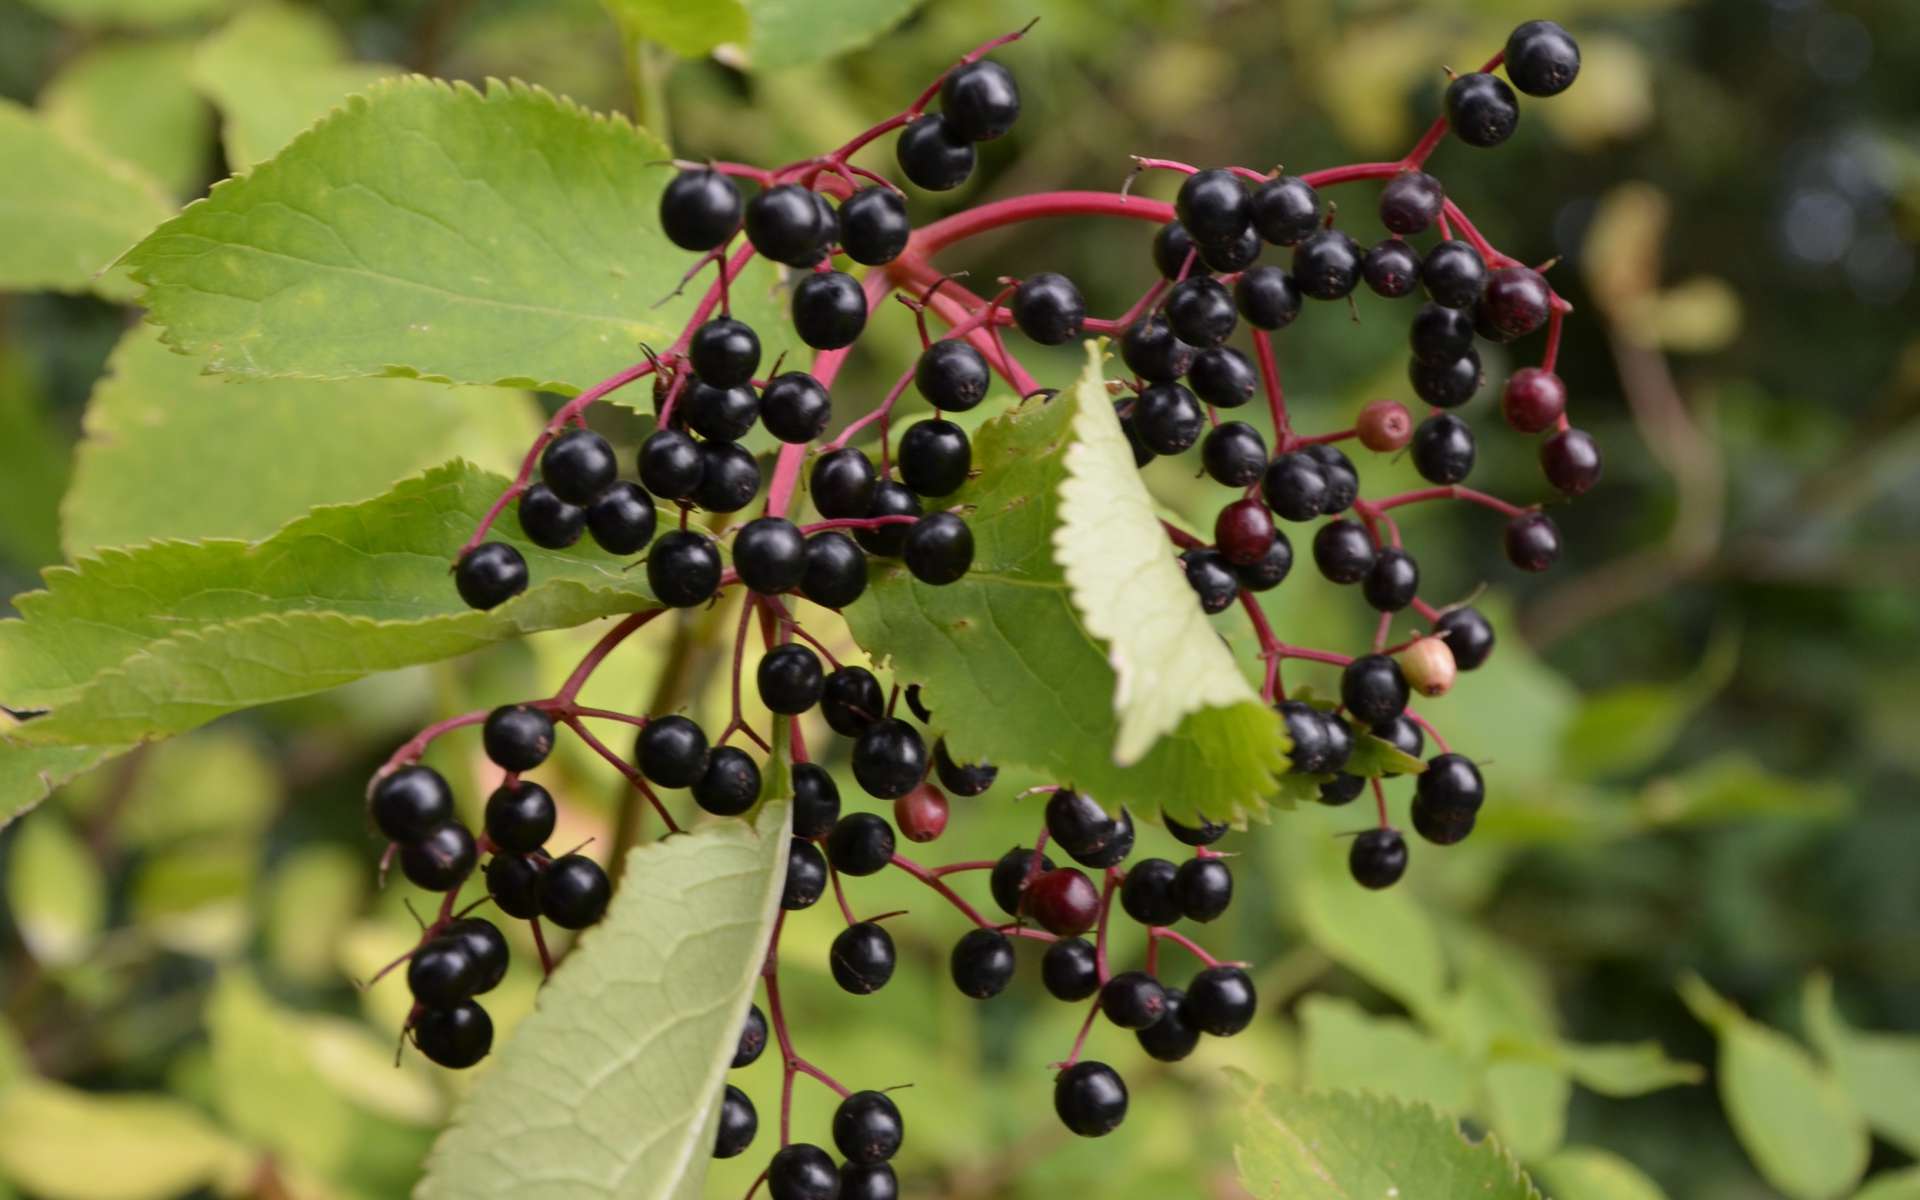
left=1483, top=1060, right=1569, bottom=1160
left=1235, top=1086, right=1540, bottom=1200
left=1556, top=1040, right=1704, bottom=1096
left=0, top=1080, right=252, bottom=1200
left=0, top=351, right=69, bottom=569
left=61, top=727, right=278, bottom=847
left=1533, top=1147, right=1672, bottom=1200
left=1298, top=996, right=1473, bottom=1113
left=845, top=353, right=1286, bottom=824
left=1805, top=973, right=1920, bottom=1157
left=1288, top=831, right=1446, bottom=1019
left=744, top=0, right=927, bottom=68
left=0, top=743, right=119, bottom=829
left=416, top=800, right=789, bottom=1200
left=265, top=844, right=365, bottom=985
left=1559, top=626, right=1735, bottom=779
left=130, top=843, right=254, bottom=957
left=125, top=76, right=792, bottom=396
left=1637, top=751, right=1850, bottom=827
left=1679, top=973, right=1869, bottom=1200
left=190, top=2, right=401, bottom=170
left=63, top=325, right=541, bottom=555
left=209, top=968, right=356, bottom=1174
left=605, top=0, right=749, bottom=59
left=40, top=38, right=209, bottom=197
left=1856, top=1168, right=1920, bottom=1200
left=0, top=99, right=170, bottom=298
left=1, top=461, right=654, bottom=748
left=3, top=811, right=106, bottom=966
left=19, top=0, right=231, bottom=24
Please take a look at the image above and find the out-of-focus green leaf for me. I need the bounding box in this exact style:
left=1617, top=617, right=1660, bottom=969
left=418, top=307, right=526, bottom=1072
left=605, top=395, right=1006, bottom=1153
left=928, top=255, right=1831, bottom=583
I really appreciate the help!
left=1560, top=627, right=1736, bottom=780
left=1288, top=829, right=1446, bottom=1019
left=0, top=1079, right=253, bottom=1200
left=18, top=0, right=231, bottom=24
left=0, top=99, right=170, bottom=298
left=130, top=843, right=254, bottom=957
left=208, top=968, right=355, bottom=1175
left=0, top=352, right=70, bottom=570
left=1805, top=974, right=1920, bottom=1157
left=61, top=729, right=277, bottom=847
left=1534, top=1147, right=1672, bottom=1200
left=1298, top=995, right=1474, bottom=1113
left=1855, top=1169, right=1920, bottom=1200
left=1637, top=752, right=1850, bottom=826
left=1483, top=1060, right=1569, bottom=1159
left=3, top=811, right=106, bottom=967
left=743, top=0, right=927, bottom=69
left=1555, top=1040, right=1705, bottom=1096
left=605, top=0, right=748, bottom=59
left=300, top=1014, right=445, bottom=1126
left=39, top=38, right=208, bottom=196
left=265, top=844, right=365, bottom=985
left=0, top=742, right=119, bottom=830
left=63, top=325, right=540, bottom=555
left=1680, top=973, right=1869, bottom=1200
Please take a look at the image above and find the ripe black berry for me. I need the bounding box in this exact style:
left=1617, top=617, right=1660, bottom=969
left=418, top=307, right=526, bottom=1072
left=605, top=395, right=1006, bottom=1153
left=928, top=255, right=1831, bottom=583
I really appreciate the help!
left=1151, top=221, right=1196, bottom=280
left=827, top=812, right=896, bottom=877
left=688, top=317, right=760, bottom=387
left=734, top=1004, right=768, bottom=1067
left=1293, top=229, right=1363, bottom=301
left=1027, top=867, right=1101, bottom=936
left=1118, top=403, right=1155, bottom=467
left=485, top=780, right=556, bottom=854
left=1409, top=348, right=1483, bottom=408
left=1054, top=1061, right=1128, bottom=1137
left=685, top=380, right=760, bottom=443
left=443, top=917, right=509, bottom=993
left=801, top=531, right=868, bottom=609
left=829, top=921, right=896, bottom=994
left=1180, top=548, right=1237, bottom=614
left=735, top=516, right=807, bottom=594
left=1342, top=653, right=1410, bottom=725
left=692, top=441, right=761, bottom=512
left=1410, top=302, right=1475, bottom=365
left=757, top=643, right=824, bottom=715
left=639, top=429, right=703, bottom=500
left=1411, top=413, right=1476, bottom=485
left=1350, top=828, right=1408, bottom=889
left=1375, top=714, right=1425, bottom=769
left=1413, top=793, right=1477, bottom=846
left=791, top=763, right=841, bottom=841
left=1198, top=225, right=1262, bottom=273
left=539, top=853, right=610, bottom=928
left=837, top=186, right=910, bottom=265
left=1120, top=857, right=1181, bottom=926
left=1507, top=19, right=1582, bottom=96
left=1012, top=272, right=1086, bottom=345
left=714, top=1084, right=757, bottom=1158
left=1121, top=314, right=1196, bottom=382
left=792, top=270, right=868, bottom=350
left=1322, top=712, right=1354, bottom=774
left=783, top=837, right=827, bottom=910
left=585, top=482, right=656, bottom=554
left=767, top=1143, right=840, bottom=1200
left=1045, top=789, right=1117, bottom=860
left=1447, top=71, right=1520, bottom=148
left=989, top=845, right=1054, bottom=916
left=1041, top=936, right=1099, bottom=1001
left=896, top=112, right=974, bottom=190
left=1176, top=168, right=1252, bottom=246
left=852, top=718, right=928, bottom=799
left=517, top=483, right=585, bottom=549
left=1186, top=965, right=1256, bottom=1035
left=485, top=852, right=542, bottom=918
left=1505, top=511, right=1561, bottom=571
left=1134, top=383, right=1205, bottom=455
left=1166, top=813, right=1228, bottom=846
left=856, top=482, right=922, bottom=557
left=1542, top=427, right=1602, bottom=495
left=761, top=372, right=833, bottom=444
left=898, top=419, right=971, bottom=497
left=810, top=447, right=878, bottom=519
left=540, top=428, right=618, bottom=506
left=840, top=1164, right=897, bottom=1200
left=745, top=183, right=825, bottom=266
left=1362, top=238, right=1423, bottom=298
left=1362, top=547, right=1420, bottom=612
left=1215, top=497, right=1276, bottom=566
left=1303, top=444, right=1358, bottom=514
left=1174, top=857, right=1233, bottom=922
left=820, top=665, right=884, bottom=736
left=1101, top=970, right=1169, bottom=1029
left=950, top=928, right=1017, bottom=998
left=904, top=512, right=974, bottom=585
left=1165, top=276, right=1237, bottom=348
left=1203, top=421, right=1267, bottom=487
left=408, top=937, right=479, bottom=1008
left=1279, top=700, right=1332, bottom=774
left=1235, top=265, right=1302, bottom=330
left=371, top=765, right=454, bottom=844
left=1312, top=518, right=1375, bottom=584
left=833, top=1090, right=905, bottom=1167
left=940, top=58, right=1020, bottom=140
left=401, top=822, right=477, bottom=891
left=1075, top=806, right=1134, bottom=869
left=1417, top=751, right=1485, bottom=813
left=1188, top=346, right=1256, bottom=409
left=1434, top=606, right=1495, bottom=671
left=646, top=529, right=722, bottom=607
left=1262, top=453, right=1329, bottom=522
left=1251, top=175, right=1321, bottom=245
left=660, top=168, right=741, bottom=252
left=1320, top=772, right=1365, bottom=805
left=638, top=714, right=708, bottom=788
left=455, top=542, right=528, bottom=610
left=1379, top=170, right=1445, bottom=235
left=932, top=738, right=996, bottom=796
left=914, top=340, right=990, bottom=412
left=413, top=1000, right=492, bottom=1068
left=693, top=746, right=762, bottom=816
left=1137, top=989, right=1202, bottom=1062
left=1422, top=240, right=1487, bottom=309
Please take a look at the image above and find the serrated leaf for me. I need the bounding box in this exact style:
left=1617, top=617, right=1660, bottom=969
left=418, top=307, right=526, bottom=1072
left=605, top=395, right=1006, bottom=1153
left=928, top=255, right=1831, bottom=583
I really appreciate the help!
left=1680, top=973, right=1869, bottom=1200
left=0, top=743, right=118, bottom=829
left=190, top=2, right=401, bottom=170
left=40, top=37, right=209, bottom=197
left=1298, top=995, right=1473, bottom=1113
left=606, top=0, right=749, bottom=59
left=3, top=811, right=106, bottom=967
left=743, top=0, right=927, bottom=68
left=415, top=799, right=789, bottom=1200
left=124, top=76, right=792, bottom=396
left=0, top=99, right=171, bottom=298
left=845, top=349, right=1286, bottom=824
left=1, top=461, right=652, bottom=748
left=63, top=325, right=540, bottom=556
left=1805, top=973, right=1920, bottom=1157
left=1534, top=1147, right=1671, bottom=1200
left=1235, top=1086, right=1540, bottom=1200
left=0, top=1080, right=252, bottom=1200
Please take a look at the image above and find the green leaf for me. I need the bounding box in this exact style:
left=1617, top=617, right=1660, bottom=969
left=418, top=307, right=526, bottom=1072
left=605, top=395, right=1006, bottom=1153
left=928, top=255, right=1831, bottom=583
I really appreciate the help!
left=208, top=968, right=355, bottom=1175
left=3, top=811, right=106, bottom=967
left=0, top=1080, right=252, bottom=1200
left=1637, top=751, right=1850, bottom=827
left=845, top=347, right=1286, bottom=824
left=130, top=843, right=254, bottom=957
left=1482, top=1060, right=1569, bottom=1160
left=606, top=0, right=749, bottom=59
left=1, top=461, right=653, bottom=747
left=1679, top=973, right=1869, bottom=1200
left=1287, top=831, right=1446, bottom=1018
left=1555, top=1040, right=1704, bottom=1096
left=40, top=37, right=209, bottom=197
left=63, top=325, right=540, bottom=555
left=190, top=2, right=401, bottom=171
left=1298, top=996, right=1473, bottom=1113
left=0, top=743, right=118, bottom=829
left=1805, top=973, right=1920, bottom=1157
left=1856, top=1169, right=1920, bottom=1200
left=0, top=351, right=70, bottom=569
left=1559, top=625, right=1736, bottom=779
left=18, top=0, right=231, bottom=24
left=125, top=76, right=792, bottom=396
left=1533, top=1147, right=1671, bottom=1200
left=416, top=799, right=789, bottom=1200
left=1235, top=1086, right=1540, bottom=1200
left=743, top=0, right=927, bottom=68
left=0, top=99, right=171, bottom=298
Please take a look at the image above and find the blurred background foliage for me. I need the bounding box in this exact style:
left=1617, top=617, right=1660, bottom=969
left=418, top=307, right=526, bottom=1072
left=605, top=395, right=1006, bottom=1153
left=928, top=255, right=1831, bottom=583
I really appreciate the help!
left=0, top=0, right=1916, bottom=1197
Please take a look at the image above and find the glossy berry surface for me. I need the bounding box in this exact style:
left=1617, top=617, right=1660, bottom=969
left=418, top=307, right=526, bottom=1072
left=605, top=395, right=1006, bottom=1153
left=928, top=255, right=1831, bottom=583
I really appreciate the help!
left=820, top=665, right=885, bottom=736
left=1198, top=224, right=1261, bottom=273
left=827, top=813, right=896, bottom=877
left=1422, top=240, right=1488, bottom=308
left=638, top=429, right=703, bottom=500
left=413, top=1001, right=492, bottom=1069
left=688, top=316, right=760, bottom=387
left=735, top=516, right=807, bottom=595
left=637, top=714, right=708, bottom=788
left=714, top=1085, right=757, bottom=1158
left=1480, top=266, right=1552, bottom=340
left=933, top=739, right=997, bottom=796
left=1362, top=547, right=1421, bottom=612
left=940, top=58, right=1020, bottom=140
left=1435, top=606, right=1496, bottom=670
left=898, top=418, right=971, bottom=497
left=1507, top=19, right=1582, bottom=96
left=1121, top=314, right=1196, bottom=382
left=1054, top=1062, right=1128, bottom=1137
left=1202, top=421, right=1267, bottom=487
left=455, top=542, right=528, bottom=610
left=834, top=1090, right=905, bottom=1165
left=1503, top=367, right=1567, bottom=433
left=407, top=938, right=479, bottom=1008
left=1411, top=413, right=1476, bottom=485
left=1410, top=301, right=1476, bottom=364
left=791, top=762, right=841, bottom=840
left=1505, top=511, right=1562, bottom=571
left=1040, top=936, right=1099, bottom=1002
left=517, top=483, right=585, bottom=549
left=950, top=927, right=1017, bottom=998
left=855, top=481, right=922, bottom=557
left=540, top=428, right=618, bottom=505
left=1262, top=453, right=1329, bottom=522
left=989, top=845, right=1054, bottom=916
left=484, top=780, right=556, bottom=854
left=1350, top=828, right=1409, bottom=889
left=829, top=922, right=896, bottom=994
left=757, top=643, right=825, bottom=714
left=840, top=1165, right=898, bottom=1200
left=914, top=339, right=991, bottom=412
left=1188, top=345, right=1257, bottom=408
left=1292, top=229, right=1363, bottom=300
left=852, top=718, right=928, bottom=799
left=1027, top=867, right=1100, bottom=937
left=802, top=531, right=868, bottom=609
left=659, top=168, right=741, bottom=252
left=694, top=442, right=762, bottom=514
left=1100, top=970, right=1169, bottom=1029
left=1446, top=71, right=1521, bottom=148
left=762, top=372, right=833, bottom=444
left=1119, top=857, right=1181, bottom=926
left=485, top=853, right=542, bottom=919
left=1304, top=444, right=1358, bottom=514
left=693, top=746, right=762, bottom=816
left=1174, top=857, right=1234, bottom=922
left=837, top=186, right=910, bottom=265
left=1312, top=518, right=1376, bottom=584
left=1543, top=428, right=1603, bottom=495
left=1166, top=276, right=1237, bottom=348
left=744, top=183, right=824, bottom=266
left=1342, top=653, right=1411, bottom=725
left=1186, top=965, right=1257, bottom=1035
left=767, top=1144, right=840, bottom=1200
left=1012, top=272, right=1086, bottom=345
left=1176, top=168, right=1252, bottom=245
left=1165, top=813, right=1228, bottom=846
left=1409, top=348, right=1483, bottom=408
left=1215, top=497, right=1276, bottom=566
left=904, top=512, right=974, bottom=585
left=443, top=917, right=508, bottom=994
left=646, top=530, right=723, bottom=607
left=782, top=838, right=827, bottom=910
left=896, top=112, right=974, bottom=190
left=792, top=270, right=869, bottom=350
left=400, top=822, right=477, bottom=891
left=586, top=482, right=656, bottom=554
left=1362, top=238, right=1422, bottom=298
left=734, top=1004, right=769, bottom=1068
left=1250, top=175, right=1320, bottom=245
left=810, top=447, right=879, bottom=518
left=1379, top=170, right=1444, bottom=234
left=685, top=380, right=759, bottom=442
left=539, top=853, right=610, bottom=928
left=371, top=765, right=454, bottom=844
left=1234, top=265, right=1303, bottom=330
left=1137, top=989, right=1202, bottom=1062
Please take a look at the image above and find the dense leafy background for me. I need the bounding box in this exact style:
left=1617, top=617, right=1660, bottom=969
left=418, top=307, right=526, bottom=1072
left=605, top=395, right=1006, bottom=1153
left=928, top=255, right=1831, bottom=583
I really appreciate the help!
left=0, top=0, right=1916, bottom=1197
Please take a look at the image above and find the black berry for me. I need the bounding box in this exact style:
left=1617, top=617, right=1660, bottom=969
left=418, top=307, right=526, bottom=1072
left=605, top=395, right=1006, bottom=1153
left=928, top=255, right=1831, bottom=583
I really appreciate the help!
left=408, top=937, right=480, bottom=1008
left=940, top=58, right=1020, bottom=140
left=1362, top=547, right=1420, bottom=612
left=820, top=665, right=884, bottom=736
left=1312, top=518, right=1375, bottom=584
left=371, top=765, right=454, bottom=844
left=1293, top=229, right=1363, bottom=300
left=895, top=113, right=974, bottom=191
left=1410, top=301, right=1476, bottom=364
left=904, top=512, right=974, bottom=585
left=639, top=429, right=703, bottom=500
left=660, top=168, right=741, bottom=252
left=646, top=529, right=722, bottom=607
left=688, top=317, right=760, bottom=387
left=1409, top=348, right=1483, bottom=408
left=1137, top=989, right=1202, bottom=1062
left=1041, top=936, right=1099, bottom=1001
left=1342, top=653, right=1410, bottom=725
left=1188, top=345, right=1256, bottom=409
left=898, top=419, right=971, bottom=497
left=539, top=854, right=610, bottom=928
left=1350, top=828, right=1408, bottom=889
left=1262, top=453, right=1329, bottom=522
left=933, top=738, right=996, bottom=796
left=1447, top=71, right=1520, bottom=148
left=685, top=380, right=760, bottom=442
left=693, top=746, right=761, bottom=816
left=1054, top=1062, right=1128, bottom=1137
left=692, top=440, right=761, bottom=512
left=1251, top=175, right=1321, bottom=245
left=1542, top=428, right=1602, bottom=495
left=827, top=812, right=896, bottom=877
left=1434, top=606, right=1495, bottom=670
left=1121, top=314, right=1196, bottom=382
left=1186, top=965, right=1256, bottom=1035
left=1235, top=265, right=1302, bottom=329
left=485, top=780, right=556, bottom=854
left=401, top=822, right=477, bottom=891
left=810, top=447, right=878, bottom=519
left=915, top=340, right=991, bottom=412
left=517, top=483, right=585, bottom=549
left=1165, top=814, right=1228, bottom=846
left=585, top=482, right=657, bottom=554
left=714, top=1084, right=757, bottom=1158
left=734, top=1004, right=768, bottom=1068
left=455, top=542, right=528, bottom=610
left=792, top=270, right=868, bottom=350
left=1134, top=382, right=1205, bottom=455
left=757, top=643, right=824, bottom=714
left=791, top=763, right=841, bottom=840
left=413, top=1001, right=492, bottom=1068
left=1362, top=238, right=1423, bottom=298
left=1012, top=272, right=1086, bottom=345
left=1101, top=970, right=1169, bottom=1029
left=735, top=516, right=807, bottom=594
left=1176, top=168, right=1252, bottom=246
left=767, top=1143, right=839, bottom=1200
left=762, top=372, right=833, bottom=444
left=1422, top=240, right=1487, bottom=309
left=801, top=530, right=868, bottom=608
left=783, top=837, right=827, bottom=910
left=1173, top=857, right=1233, bottom=922
left=838, top=186, right=910, bottom=265
left=1165, top=276, right=1236, bottom=348
left=829, top=921, right=896, bottom=994
left=1504, top=511, right=1561, bottom=571
left=1119, top=857, right=1181, bottom=926
left=851, top=718, right=927, bottom=799
left=485, top=852, right=542, bottom=918
left=990, top=845, right=1054, bottom=917
left=1410, top=413, right=1476, bottom=485
left=950, top=927, right=1017, bottom=998
left=1203, top=421, right=1267, bottom=487
left=1506, top=19, right=1582, bottom=97
left=1379, top=171, right=1445, bottom=235
left=745, top=184, right=825, bottom=266
left=638, top=714, right=708, bottom=788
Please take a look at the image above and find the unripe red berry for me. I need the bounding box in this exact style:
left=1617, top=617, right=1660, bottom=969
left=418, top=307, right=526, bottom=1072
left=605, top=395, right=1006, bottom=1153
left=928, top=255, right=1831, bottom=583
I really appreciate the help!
left=1213, top=498, right=1276, bottom=566
left=1026, top=867, right=1101, bottom=937
left=1356, top=399, right=1414, bottom=453
left=1398, top=635, right=1457, bottom=698
left=1502, top=368, right=1567, bottom=434
left=894, top=782, right=951, bottom=843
